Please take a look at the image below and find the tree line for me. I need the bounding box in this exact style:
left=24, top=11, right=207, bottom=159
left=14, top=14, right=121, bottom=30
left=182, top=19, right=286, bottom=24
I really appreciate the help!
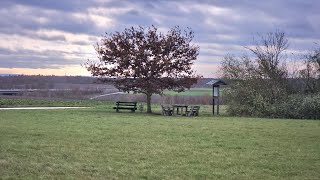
left=0, top=75, right=99, bottom=89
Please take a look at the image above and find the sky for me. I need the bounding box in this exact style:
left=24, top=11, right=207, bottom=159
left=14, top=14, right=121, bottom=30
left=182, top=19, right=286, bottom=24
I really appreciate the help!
left=0, top=0, right=319, bottom=77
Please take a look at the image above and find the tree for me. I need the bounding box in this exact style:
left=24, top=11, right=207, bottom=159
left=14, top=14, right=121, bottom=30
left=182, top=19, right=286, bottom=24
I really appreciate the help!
left=245, top=30, right=289, bottom=81
left=221, top=30, right=289, bottom=116
left=300, top=45, right=320, bottom=93
left=86, top=26, right=201, bottom=113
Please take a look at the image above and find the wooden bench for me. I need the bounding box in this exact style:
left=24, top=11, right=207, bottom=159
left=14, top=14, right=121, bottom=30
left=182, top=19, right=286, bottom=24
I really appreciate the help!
left=113, top=101, right=137, bottom=112
left=186, top=106, right=200, bottom=117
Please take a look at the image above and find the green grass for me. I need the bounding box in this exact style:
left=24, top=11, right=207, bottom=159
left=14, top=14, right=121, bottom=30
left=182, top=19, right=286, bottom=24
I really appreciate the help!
left=0, top=97, right=111, bottom=108
left=163, top=88, right=212, bottom=96
left=1, top=106, right=319, bottom=179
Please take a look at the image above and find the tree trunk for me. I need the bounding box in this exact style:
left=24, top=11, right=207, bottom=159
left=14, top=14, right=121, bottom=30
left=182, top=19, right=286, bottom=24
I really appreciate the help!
left=146, top=93, right=152, bottom=113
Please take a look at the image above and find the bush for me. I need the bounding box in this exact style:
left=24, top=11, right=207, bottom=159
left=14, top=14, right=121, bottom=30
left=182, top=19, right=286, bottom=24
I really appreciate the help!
left=272, top=95, right=304, bottom=119
left=271, top=94, right=320, bottom=119
left=224, top=82, right=280, bottom=117
left=300, top=94, right=320, bottom=119
left=224, top=80, right=320, bottom=119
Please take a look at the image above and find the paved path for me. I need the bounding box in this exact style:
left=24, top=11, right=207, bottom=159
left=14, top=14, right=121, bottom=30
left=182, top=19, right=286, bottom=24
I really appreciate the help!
left=90, top=92, right=125, bottom=99
left=0, top=107, right=89, bottom=110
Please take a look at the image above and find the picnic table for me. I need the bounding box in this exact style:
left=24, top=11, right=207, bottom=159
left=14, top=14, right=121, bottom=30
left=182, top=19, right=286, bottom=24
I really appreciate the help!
left=161, top=104, right=201, bottom=117
left=171, top=105, right=200, bottom=117
left=172, top=104, right=189, bottom=116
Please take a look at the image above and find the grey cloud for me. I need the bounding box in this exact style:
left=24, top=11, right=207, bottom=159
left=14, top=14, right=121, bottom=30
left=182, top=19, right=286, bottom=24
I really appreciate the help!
left=213, top=0, right=320, bottom=38
left=0, top=0, right=319, bottom=73
left=144, top=2, right=156, bottom=9
left=0, top=27, right=66, bottom=42
left=0, top=3, right=100, bottom=36
left=37, top=34, right=66, bottom=42
left=0, top=55, right=84, bottom=69
left=127, top=10, right=140, bottom=16
left=0, top=55, right=82, bottom=69
left=8, top=0, right=92, bottom=12
left=72, top=40, right=92, bottom=46
left=0, top=48, right=86, bottom=69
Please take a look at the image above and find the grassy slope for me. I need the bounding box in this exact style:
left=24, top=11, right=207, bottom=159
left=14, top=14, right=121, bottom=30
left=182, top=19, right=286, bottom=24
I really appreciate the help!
left=0, top=107, right=319, bottom=179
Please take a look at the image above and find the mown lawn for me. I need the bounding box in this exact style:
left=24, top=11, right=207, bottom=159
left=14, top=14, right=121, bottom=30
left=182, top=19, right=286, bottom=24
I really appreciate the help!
left=0, top=107, right=319, bottom=179
left=163, top=88, right=212, bottom=96
left=0, top=97, right=112, bottom=108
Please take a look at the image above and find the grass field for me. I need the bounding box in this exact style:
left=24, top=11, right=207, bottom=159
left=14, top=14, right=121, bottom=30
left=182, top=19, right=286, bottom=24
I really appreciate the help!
left=0, top=105, right=319, bottom=179
left=0, top=97, right=111, bottom=108
left=163, top=88, right=212, bottom=96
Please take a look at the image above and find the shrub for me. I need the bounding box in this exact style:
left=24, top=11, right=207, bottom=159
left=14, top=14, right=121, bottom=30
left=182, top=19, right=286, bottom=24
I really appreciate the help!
left=272, top=95, right=304, bottom=119
left=271, top=94, right=320, bottom=119
left=300, top=94, right=320, bottom=119
left=224, top=80, right=320, bottom=119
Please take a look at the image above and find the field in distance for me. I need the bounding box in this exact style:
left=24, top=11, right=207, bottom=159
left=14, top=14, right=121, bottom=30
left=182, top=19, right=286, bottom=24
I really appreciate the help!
left=163, top=88, right=212, bottom=96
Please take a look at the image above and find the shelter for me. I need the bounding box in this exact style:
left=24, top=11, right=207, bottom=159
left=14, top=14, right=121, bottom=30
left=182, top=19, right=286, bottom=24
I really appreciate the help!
left=206, top=79, right=227, bottom=115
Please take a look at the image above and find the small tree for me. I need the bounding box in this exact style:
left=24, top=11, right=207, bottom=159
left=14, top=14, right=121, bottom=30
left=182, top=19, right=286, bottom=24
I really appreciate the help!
left=86, top=26, right=201, bottom=113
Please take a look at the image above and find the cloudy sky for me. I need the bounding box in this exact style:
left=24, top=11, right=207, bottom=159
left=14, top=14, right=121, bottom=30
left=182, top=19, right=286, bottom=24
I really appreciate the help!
left=0, top=0, right=319, bottom=77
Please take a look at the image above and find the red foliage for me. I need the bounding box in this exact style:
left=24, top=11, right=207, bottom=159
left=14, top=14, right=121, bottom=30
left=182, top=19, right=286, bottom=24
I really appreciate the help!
left=86, top=26, right=202, bottom=112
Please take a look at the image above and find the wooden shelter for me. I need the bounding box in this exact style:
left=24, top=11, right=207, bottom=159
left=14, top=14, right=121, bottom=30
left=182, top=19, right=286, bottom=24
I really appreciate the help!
left=206, top=79, right=227, bottom=115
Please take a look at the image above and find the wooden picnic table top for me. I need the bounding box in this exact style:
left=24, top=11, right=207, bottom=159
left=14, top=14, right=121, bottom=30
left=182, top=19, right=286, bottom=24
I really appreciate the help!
left=172, top=104, right=189, bottom=107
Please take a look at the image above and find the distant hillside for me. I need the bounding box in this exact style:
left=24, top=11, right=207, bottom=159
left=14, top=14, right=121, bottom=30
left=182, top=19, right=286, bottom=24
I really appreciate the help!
left=0, top=75, right=103, bottom=89
left=0, top=74, right=20, bottom=76
left=0, top=75, right=224, bottom=89
left=193, top=78, right=228, bottom=88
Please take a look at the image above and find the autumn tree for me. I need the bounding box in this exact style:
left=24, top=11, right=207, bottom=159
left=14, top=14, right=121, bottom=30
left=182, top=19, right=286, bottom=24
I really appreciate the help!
left=86, top=26, right=201, bottom=113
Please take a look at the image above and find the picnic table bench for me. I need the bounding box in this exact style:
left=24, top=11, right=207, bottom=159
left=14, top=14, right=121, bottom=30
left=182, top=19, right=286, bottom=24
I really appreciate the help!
left=162, top=104, right=200, bottom=117
left=186, top=106, right=200, bottom=117
left=113, top=101, right=137, bottom=112
left=161, top=105, right=173, bottom=116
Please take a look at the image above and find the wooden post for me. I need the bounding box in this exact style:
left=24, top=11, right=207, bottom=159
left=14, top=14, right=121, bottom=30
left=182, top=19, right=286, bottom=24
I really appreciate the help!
left=212, top=84, right=215, bottom=115
left=217, top=86, right=220, bottom=115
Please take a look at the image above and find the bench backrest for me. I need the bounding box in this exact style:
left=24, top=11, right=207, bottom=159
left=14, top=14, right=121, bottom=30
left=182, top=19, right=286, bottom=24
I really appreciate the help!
left=116, top=101, right=137, bottom=106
